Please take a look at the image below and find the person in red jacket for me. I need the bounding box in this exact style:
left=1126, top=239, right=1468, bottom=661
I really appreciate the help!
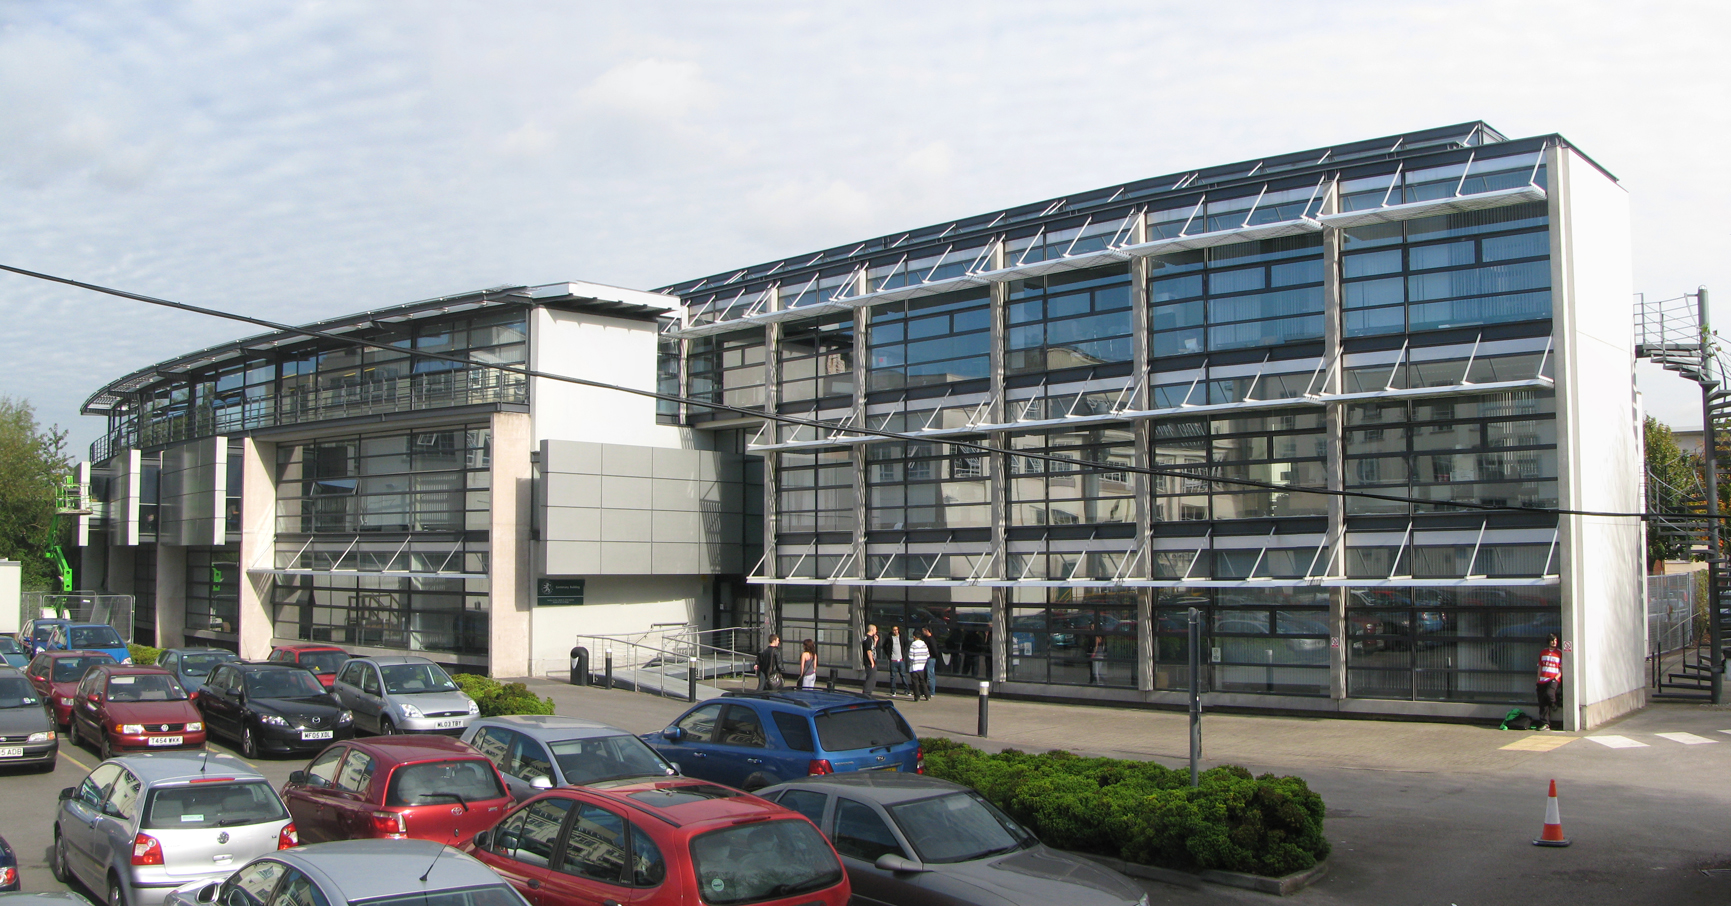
left=1536, top=634, right=1562, bottom=730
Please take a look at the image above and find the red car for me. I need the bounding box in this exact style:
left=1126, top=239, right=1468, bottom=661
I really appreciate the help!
left=467, top=779, right=850, bottom=906
left=266, top=645, right=351, bottom=689
left=25, top=650, right=120, bottom=728
left=66, top=664, right=206, bottom=759
left=280, top=735, right=512, bottom=845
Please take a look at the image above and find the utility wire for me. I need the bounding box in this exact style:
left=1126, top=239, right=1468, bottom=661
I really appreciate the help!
left=0, top=262, right=1690, bottom=523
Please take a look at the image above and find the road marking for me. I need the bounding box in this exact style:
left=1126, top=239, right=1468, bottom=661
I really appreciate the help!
left=1655, top=732, right=1718, bottom=745
left=1500, top=735, right=1575, bottom=752
left=1585, top=735, right=1648, bottom=748
left=60, top=749, right=91, bottom=772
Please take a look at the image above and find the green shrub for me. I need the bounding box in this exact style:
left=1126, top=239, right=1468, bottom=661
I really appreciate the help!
left=454, top=673, right=555, bottom=716
left=919, top=737, right=1328, bottom=877
left=128, top=643, right=162, bottom=666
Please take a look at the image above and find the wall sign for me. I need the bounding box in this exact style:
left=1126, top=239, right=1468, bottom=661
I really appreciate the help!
left=536, top=578, right=586, bottom=606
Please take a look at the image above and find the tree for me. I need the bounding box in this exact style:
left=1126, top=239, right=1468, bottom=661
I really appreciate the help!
left=0, top=397, right=72, bottom=589
left=1645, top=416, right=1702, bottom=566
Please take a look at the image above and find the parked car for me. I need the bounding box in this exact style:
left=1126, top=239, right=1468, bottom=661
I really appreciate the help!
left=20, top=619, right=72, bottom=658
left=0, top=833, right=16, bottom=891
left=461, top=715, right=678, bottom=801
left=263, top=646, right=350, bottom=689
left=0, top=666, right=57, bottom=772
left=50, top=753, right=296, bottom=906
left=45, top=624, right=132, bottom=665
left=758, top=773, right=1147, bottom=906
left=0, top=895, right=92, bottom=906
left=25, top=651, right=118, bottom=729
left=0, top=637, right=29, bottom=669
left=331, top=656, right=478, bottom=736
left=154, top=649, right=239, bottom=695
left=645, top=691, right=923, bottom=792
left=159, top=839, right=526, bottom=906
left=66, top=665, right=206, bottom=760
left=196, top=663, right=355, bottom=758
left=279, top=736, right=510, bottom=845
left=467, top=778, right=850, bottom=906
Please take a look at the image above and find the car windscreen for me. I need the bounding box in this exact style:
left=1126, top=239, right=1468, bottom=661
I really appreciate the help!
left=143, top=780, right=288, bottom=829
left=32, top=625, right=61, bottom=643
left=887, top=791, right=1037, bottom=864
left=549, top=734, right=674, bottom=784
left=352, top=884, right=527, bottom=906
left=70, top=626, right=125, bottom=649
left=385, top=759, right=505, bottom=806
left=244, top=670, right=328, bottom=699
left=52, top=655, right=115, bottom=682
left=297, top=651, right=348, bottom=675
left=379, top=663, right=458, bottom=695
left=107, top=673, right=189, bottom=702
left=688, top=818, right=843, bottom=905
left=811, top=705, right=914, bottom=751
left=0, top=637, right=19, bottom=654
left=0, top=676, right=39, bottom=708
left=180, top=653, right=233, bottom=676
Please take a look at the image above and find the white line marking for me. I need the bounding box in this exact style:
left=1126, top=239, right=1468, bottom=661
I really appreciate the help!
left=1585, top=735, right=1647, bottom=748
left=1655, top=732, right=1717, bottom=745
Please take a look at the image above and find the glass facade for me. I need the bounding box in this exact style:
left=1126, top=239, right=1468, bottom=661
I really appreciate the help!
left=185, top=547, right=239, bottom=641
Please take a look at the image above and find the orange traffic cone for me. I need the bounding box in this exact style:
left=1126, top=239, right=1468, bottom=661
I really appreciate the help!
left=1532, top=779, right=1570, bottom=847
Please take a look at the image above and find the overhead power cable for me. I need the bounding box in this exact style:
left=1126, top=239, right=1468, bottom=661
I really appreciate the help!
left=0, top=262, right=1679, bottom=522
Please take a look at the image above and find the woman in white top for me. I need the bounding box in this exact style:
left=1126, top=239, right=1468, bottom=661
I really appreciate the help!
left=799, top=638, right=818, bottom=690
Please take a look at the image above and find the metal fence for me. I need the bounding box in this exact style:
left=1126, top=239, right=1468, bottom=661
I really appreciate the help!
left=1648, top=572, right=1699, bottom=656
left=19, top=592, right=136, bottom=643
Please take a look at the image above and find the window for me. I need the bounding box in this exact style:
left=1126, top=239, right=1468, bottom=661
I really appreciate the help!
left=868, top=288, right=991, bottom=392
left=774, top=789, right=828, bottom=825
left=771, top=713, right=814, bottom=752
left=223, top=859, right=286, bottom=906
left=887, top=792, right=1037, bottom=864
left=305, top=747, right=345, bottom=789
left=716, top=706, right=766, bottom=748
left=268, top=869, right=330, bottom=906
left=1007, top=587, right=1139, bottom=688
left=779, top=315, right=855, bottom=405
left=386, top=759, right=505, bottom=806
left=105, top=769, right=143, bottom=818
left=79, top=764, right=122, bottom=807
left=831, top=799, right=906, bottom=862
left=1150, top=235, right=1324, bottom=357
left=509, top=798, right=573, bottom=869
left=1008, top=427, right=1134, bottom=526
left=674, top=703, right=723, bottom=741
left=1005, top=267, right=1133, bottom=377
left=145, top=781, right=287, bottom=829
left=510, top=736, right=554, bottom=783
left=559, top=804, right=627, bottom=884
left=812, top=706, right=913, bottom=751
left=360, top=668, right=380, bottom=695
left=689, top=820, right=843, bottom=906
left=865, top=439, right=989, bottom=531
left=334, top=750, right=375, bottom=794
left=469, top=728, right=512, bottom=775
left=775, top=449, right=855, bottom=535
left=629, top=825, right=665, bottom=887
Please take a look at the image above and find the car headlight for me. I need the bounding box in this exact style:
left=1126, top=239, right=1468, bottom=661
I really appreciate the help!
left=60, top=696, right=74, bottom=706
left=465, top=699, right=479, bottom=716
left=119, top=724, right=144, bottom=734
left=186, top=722, right=203, bottom=732
left=337, top=710, right=354, bottom=725
left=27, top=731, right=54, bottom=743
left=399, top=703, right=424, bottom=719
left=258, top=714, right=290, bottom=728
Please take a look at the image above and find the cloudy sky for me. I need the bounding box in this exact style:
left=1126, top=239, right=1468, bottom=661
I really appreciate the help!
left=1, top=1, right=1726, bottom=457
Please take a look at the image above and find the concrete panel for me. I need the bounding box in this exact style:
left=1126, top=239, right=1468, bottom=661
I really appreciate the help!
left=652, top=509, right=701, bottom=541
left=601, top=476, right=653, bottom=508
left=544, top=541, right=601, bottom=575
left=544, top=507, right=601, bottom=542
left=602, top=444, right=653, bottom=478
left=601, top=508, right=653, bottom=542
left=599, top=542, right=653, bottom=573
left=490, top=411, right=536, bottom=677
left=653, top=542, right=701, bottom=574
left=545, top=473, right=602, bottom=508
left=652, top=447, right=701, bottom=481
left=650, top=479, right=699, bottom=511
left=543, top=440, right=604, bottom=475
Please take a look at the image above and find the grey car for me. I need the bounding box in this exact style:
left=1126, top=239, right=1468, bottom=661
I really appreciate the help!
left=159, top=840, right=528, bottom=906
left=758, top=773, right=1148, bottom=906
left=51, top=753, right=295, bottom=906
left=331, top=656, right=478, bottom=736
left=153, top=650, right=239, bottom=697
left=459, top=714, right=677, bottom=801
left=0, top=667, right=56, bottom=771
left=0, top=896, right=94, bottom=906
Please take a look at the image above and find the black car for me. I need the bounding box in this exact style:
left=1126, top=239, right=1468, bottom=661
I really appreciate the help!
left=195, top=662, right=355, bottom=758
left=0, top=832, right=16, bottom=891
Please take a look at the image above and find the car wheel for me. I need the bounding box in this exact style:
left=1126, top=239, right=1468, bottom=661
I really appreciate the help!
left=50, top=832, right=69, bottom=882
left=99, top=732, right=113, bottom=762
left=742, top=772, right=776, bottom=792
left=242, top=726, right=259, bottom=759
left=67, top=717, right=81, bottom=748
left=108, top=875, right=128, bottom=906
left=379, top=717, right=397, bottom=737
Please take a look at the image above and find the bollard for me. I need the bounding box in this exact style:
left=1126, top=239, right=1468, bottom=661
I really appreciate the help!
left=605, top=649, right=614, bottom=691
left=688, top=656, right=699, bottom=702
left=977, top=681, right=990, bottom=738
left=826, top=667, right=837, bottom=693
left=569, top=647, right=589, bottom=686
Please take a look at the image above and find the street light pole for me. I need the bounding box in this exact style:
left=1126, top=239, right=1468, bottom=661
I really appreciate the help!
left=1700, top=287, right=1723, bottom=705
left=1188, top=606, right=1201, bottom=786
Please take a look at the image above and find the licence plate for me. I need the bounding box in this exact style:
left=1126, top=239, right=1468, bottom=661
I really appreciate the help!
left=0, top=747, right=22, bottom=758
left=435, top=720, right=461, bottom=729
left=865, top=765, right=900, bottom=772
left=302, top=730, right=333, bottom=741
left=148, top=736, right=183, bottom=747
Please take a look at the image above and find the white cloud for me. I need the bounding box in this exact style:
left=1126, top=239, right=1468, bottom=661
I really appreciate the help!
left=580, top=58, right=714, bottom=121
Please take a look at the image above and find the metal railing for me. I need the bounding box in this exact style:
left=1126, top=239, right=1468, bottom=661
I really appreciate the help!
left=20, top=593, right=136, bottom=643
left=573, top=627, right=761, bottom=700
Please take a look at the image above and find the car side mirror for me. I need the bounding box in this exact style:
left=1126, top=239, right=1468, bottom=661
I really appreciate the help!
left=288, top=770, right=308, bottom=785
left=194, top=882, right=220, bottom=903
left=237, top=688, right=247, bottom=704
left=59, top=787, right=76, bottom=801
left=667, top=763, right=681, bottom=776
left=472, top=829, right=492, bottom=850
left=662, top=727, right=685, bottom=742
left=86, top=693, right=100, bottom=703
left=875, top=853, right=927, bottom=873
left=529, top=776, right=553, bottom=790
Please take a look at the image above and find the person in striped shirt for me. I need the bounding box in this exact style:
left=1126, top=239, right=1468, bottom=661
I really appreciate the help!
left=1536, top=634, right=1562, bottom=731
left=907, top=632, right=931, bottom=701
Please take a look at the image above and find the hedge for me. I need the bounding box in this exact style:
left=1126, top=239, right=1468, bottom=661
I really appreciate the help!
left=454, top=673, right=555, bottom=716
left=920, top=737, right=1328, bottom=878
left=128, top=643, right=162, bottom=666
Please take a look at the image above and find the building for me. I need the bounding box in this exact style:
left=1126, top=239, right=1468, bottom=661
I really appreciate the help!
left=74, top=122, right=1643, bottom=729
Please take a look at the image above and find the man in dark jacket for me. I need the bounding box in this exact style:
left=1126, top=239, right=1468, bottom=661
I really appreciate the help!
left=756, top=634, right=783, bottom=690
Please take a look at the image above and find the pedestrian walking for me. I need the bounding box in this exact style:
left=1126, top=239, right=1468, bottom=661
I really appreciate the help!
left=799, top=638, right=818, bottom=690
left=920, top=627, right=939, bottom=699
left=907, top=631, right=931, bottom=701
left=1089, top=634, right=1107, bottom=685
left=1536, top=633, right=1562, bottom=730
left=861, top=625, right=879, bottom=698
left=756, top=633, right=783, bottom=690
left=886, top=625, right=909, bottom=697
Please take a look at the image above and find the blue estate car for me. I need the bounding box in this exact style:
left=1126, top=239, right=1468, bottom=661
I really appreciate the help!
left=43, top=624, right=130, bottom=665
left=644, top=689, right=923, bottom=792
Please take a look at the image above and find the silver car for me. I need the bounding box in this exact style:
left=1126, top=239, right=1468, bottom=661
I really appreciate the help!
left=459, top=714, right=677, bottom=801
left=51, top=753, right=295, bottom=906
left=332, top=657, right=477, bottom=736
left=160, top=840, right=527, bottom=906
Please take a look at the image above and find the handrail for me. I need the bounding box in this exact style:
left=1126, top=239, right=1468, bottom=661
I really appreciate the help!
left=573, top=629, right=761, bottom=699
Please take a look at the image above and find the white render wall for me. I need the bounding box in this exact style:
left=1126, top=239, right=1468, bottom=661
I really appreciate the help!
left=527, top=574, right=707, bottom=677
left=529, top=299, right=684, bottom=450
left=1550, top=145, right=1644, bottom=729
